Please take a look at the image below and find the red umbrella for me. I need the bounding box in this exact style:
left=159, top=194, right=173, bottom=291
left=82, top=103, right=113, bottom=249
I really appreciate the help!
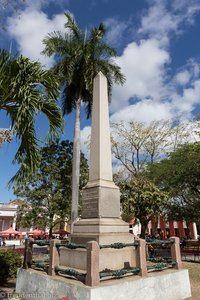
left=28, top=229, right=45, bottom=235
left=1, top=227, right=21, bottom=235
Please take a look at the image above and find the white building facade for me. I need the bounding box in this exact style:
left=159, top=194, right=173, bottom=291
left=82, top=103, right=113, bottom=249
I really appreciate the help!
left=0, top=203, right=17, bottom=231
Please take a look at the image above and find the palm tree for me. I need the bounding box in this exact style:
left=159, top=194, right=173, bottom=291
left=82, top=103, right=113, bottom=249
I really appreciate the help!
left=42, top=13, right=125, bottom=231
left=0, top=49, right=63, bottom=184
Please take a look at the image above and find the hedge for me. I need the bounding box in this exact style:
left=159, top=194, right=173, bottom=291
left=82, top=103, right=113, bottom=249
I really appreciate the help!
left=0, top=251, right=22, bottom=284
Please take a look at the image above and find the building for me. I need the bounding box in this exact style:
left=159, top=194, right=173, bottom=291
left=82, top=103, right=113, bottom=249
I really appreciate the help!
left=0, top=202, right=18, bottom=231
left=0, top=199, right=29, bottom=232
left=129, top=215, right=198, bottom=240
left=148, top=216, right=198, bottom=240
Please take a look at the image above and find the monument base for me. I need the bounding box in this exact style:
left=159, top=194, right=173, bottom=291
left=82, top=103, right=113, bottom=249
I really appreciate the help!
left=67, top=218, right=136, bottom=271
left=71, top=217, right=133, bottom=244
left=59, top=246, right=136, bottom=271
left=16, top=268, right=191, bottom=300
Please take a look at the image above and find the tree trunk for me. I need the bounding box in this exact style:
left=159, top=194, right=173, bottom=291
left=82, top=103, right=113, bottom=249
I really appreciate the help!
left=49, top=226, right=53, bottom=239
left=49, top=215, right=54, bottom=239
left=154, top=214, right=159, bottom=236
left=71, top=98, right=81, bottom=233
left=140, top=220, right=148, bottom=239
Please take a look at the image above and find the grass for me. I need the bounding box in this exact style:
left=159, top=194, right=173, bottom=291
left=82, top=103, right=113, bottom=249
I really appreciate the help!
left=182, top=261, right=200, bottom=299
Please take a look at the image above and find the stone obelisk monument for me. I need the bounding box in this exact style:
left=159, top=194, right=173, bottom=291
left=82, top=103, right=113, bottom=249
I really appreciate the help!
left=71, top=72, right=133, bottom=245
left=15, top=76, right=191, bottom=300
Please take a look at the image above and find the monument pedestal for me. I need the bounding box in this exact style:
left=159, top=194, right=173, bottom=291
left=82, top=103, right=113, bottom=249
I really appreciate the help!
left=69, top=177, right=136, bottom=271
left=71, top=180, right=132, bottom=244
left=81, top=180, right=121, bottom=219
left=16, top=268, right=192, bottom=300
left=71, top=218, right=133, bottom=244
left=69, top=217, right=136, bottom=271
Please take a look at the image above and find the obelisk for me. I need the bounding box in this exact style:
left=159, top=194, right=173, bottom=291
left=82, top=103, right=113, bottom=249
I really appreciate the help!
left=71, top=72, right=132, bottom=244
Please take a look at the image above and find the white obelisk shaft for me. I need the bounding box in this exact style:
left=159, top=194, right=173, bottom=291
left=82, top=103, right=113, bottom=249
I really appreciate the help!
left=89, top=72, right=113, bottom=184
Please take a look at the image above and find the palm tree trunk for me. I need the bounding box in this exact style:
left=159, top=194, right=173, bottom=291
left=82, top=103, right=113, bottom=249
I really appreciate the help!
left=71, top=98, right=81, bottom=233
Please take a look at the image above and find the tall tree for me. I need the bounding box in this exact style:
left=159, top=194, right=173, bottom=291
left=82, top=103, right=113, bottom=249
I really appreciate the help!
left=117, top=175, right=168, bottom=238
left=111, top=120, right=193, bottom=176
left=111, top=119, right=194, bottom=235
left=42, top=13, right=125, bottom=229
left=0, top=49, right=63, bottom=184
left=147, top=142, right=200, bottom=224
left=15, top=140, right=88, bottom=237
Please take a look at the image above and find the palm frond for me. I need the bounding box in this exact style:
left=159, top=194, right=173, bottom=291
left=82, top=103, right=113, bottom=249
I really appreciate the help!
left=0, top=49, right=63, bottom=185
left=42, top=14, right=125, bottom=118
left=64, top=12, right=83, bottom=42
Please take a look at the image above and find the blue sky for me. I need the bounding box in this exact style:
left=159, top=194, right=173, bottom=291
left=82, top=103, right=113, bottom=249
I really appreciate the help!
left=1, top=0, right=200, bottom=202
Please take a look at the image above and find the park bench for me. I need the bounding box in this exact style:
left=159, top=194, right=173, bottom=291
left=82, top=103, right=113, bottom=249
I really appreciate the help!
left=180, top=240, right=200, bottom=261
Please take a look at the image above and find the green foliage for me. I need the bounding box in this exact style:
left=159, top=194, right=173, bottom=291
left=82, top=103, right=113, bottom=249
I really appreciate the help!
left=15, top=140, right=88, bottom=234
left=0, top=49, right=63, bottom=185
left=147, top=142, right=200, bottom=223
left=0, top=251, right=22, bottom=284
left=43, top=12, right=125, bottom=116
left=119, top=176, right=168, bottom=238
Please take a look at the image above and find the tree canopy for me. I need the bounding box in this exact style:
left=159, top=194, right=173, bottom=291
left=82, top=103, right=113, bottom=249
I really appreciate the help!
left=111, top=119, right=199, bottom=235
left=116, top=174, right=168, bottom=238
left=15, top=140, right=88, bottom=236
left=111, top=120, right=195, bottom=176
left=147, top=142, right=200, bottom=223
left=42, top=12, right=125, bottom=116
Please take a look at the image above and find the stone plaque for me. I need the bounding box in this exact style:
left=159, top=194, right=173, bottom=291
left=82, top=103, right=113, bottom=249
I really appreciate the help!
left=81, top=187, right=99, bottom=218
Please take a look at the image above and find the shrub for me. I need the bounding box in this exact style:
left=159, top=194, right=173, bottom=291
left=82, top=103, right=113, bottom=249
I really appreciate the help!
left=0, top=251, right=22, bottom=284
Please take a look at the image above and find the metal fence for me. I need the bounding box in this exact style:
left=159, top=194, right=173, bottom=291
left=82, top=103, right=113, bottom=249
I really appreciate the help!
left=22, top=236, right=182, bottom=287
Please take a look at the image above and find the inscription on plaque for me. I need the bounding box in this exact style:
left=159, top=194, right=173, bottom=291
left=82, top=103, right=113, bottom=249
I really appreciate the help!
left=82, top=187, right=99, bottom=218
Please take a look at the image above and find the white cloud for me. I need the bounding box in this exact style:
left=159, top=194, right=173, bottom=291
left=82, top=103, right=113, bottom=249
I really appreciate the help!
left=188, top=59, right=200, bottom=78
left=80, top=126, right=91, bottom=161
left=172, top=0, right=200, bottom=25
left=172, top=58, right=200, bottom=88
left=104, top=17, right=129, bottom=45
left=139, top=1, right=179, bottom=44
left=173, top=80, right=200, bottom=114
left=23, top=0, right=68, bottom=10
left=110, top=39, right=170, bottom=113
left=139, top=0, right=200, bottom=44
left=110, top=75, right=200, bottom=126
left=7, top=9, right=67, bottom=68
left=111, top=100, right=173, bottom=124
left=175, top=71, right=191, bottom=85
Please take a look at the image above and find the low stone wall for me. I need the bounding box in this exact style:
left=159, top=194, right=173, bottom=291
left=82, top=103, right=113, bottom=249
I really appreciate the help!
left=59, top=246, right=136, bottom=271
left=59, top=247, right=87, bottom=270
left=23, top=237, right=183, bottom=286
left=16, top=267, right=191, bottom=300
